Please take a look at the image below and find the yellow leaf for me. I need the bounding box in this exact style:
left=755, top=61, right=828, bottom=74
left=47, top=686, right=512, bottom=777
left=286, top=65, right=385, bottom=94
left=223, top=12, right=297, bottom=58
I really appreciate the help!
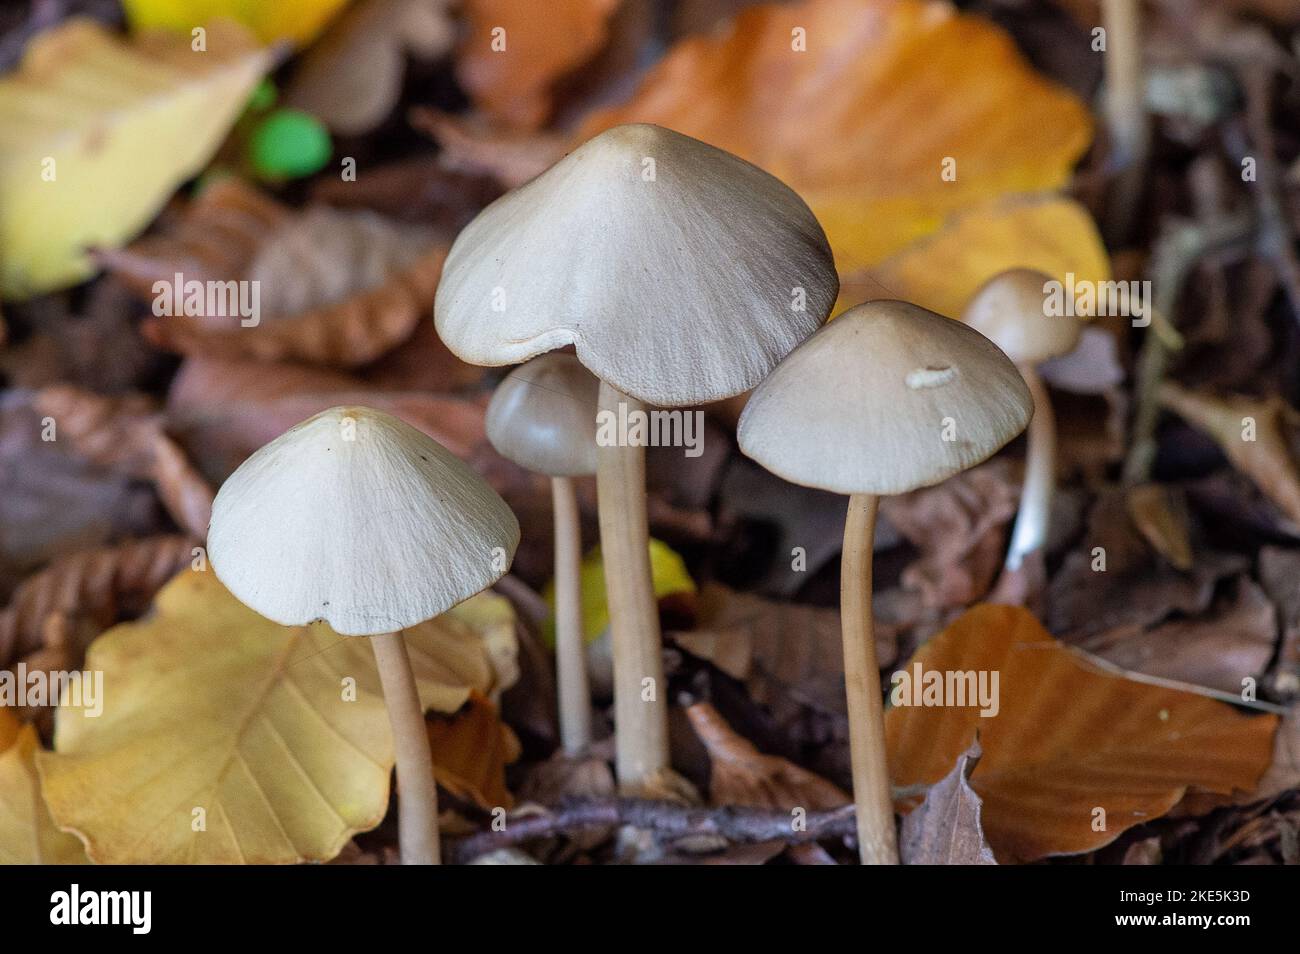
left=842, top=195, right=1111, bottom=318
left=122, top=0, right=350, bottom=46
left=0, top=713, right=88, bottom=864
left=579, top=0, right=1093, bottom=276
left=886, top=604, right=1277, bottom=861
left=543, top=539, right=695, bottom=646
left=0, top=20, right=273, bottom=299
left=37, top=568, right=511, bottom=864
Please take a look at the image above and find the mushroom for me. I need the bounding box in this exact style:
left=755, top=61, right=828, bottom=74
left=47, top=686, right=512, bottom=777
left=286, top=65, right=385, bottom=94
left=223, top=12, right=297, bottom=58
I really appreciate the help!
left=208, top=405, right=520, bottom=865
left=960, top=268, right=1080, bottom=574
left=435, top=123, right=837, bottom=790
left=485, top=353, right=599, bottom=755
left=737, top=300, right=1032, bottom=864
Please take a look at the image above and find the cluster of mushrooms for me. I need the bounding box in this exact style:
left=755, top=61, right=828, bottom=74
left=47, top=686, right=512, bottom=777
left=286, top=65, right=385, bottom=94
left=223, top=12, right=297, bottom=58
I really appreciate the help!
left=207, top=123, right=1081, bottom=865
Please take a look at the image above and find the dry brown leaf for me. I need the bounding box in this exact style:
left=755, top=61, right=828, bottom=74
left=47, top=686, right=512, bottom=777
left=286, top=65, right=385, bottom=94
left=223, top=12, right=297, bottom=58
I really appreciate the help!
left=899, top=741, right=996, bottom=865
left=1081, top=578, right=1277, bottom=696
left=456, top=0, right=621, bottom=129
left=409, top=108, right=565, bottom=186
left=887, top=604, right=1278, bottom=862
left=1125, top=483, right=1194, bottom=571
left=34, top=385, right=213, bottom=539
left=1160, top=383, right=1300, bottom=529
left=0, top=535, right=194, bottom=671
left=428, top=692, right=521, bottom=812
left=881, top=461, right=1019, bottom=610
left=288, top=0, right=456, bottom=135
left=670, top=582, right=897, bottom=716
left=1256, top=706, right=1300, bottom=800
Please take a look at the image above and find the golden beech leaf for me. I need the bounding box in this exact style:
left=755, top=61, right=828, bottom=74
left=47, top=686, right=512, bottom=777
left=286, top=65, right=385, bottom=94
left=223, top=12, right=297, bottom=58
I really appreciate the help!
left=0, top=20, right=274, bottom=299
left=0, top=713, right=88, bottom=865
left=846, top=195, right=1111, bottom=318
left=457, top=0, right=621, bottom=129
left=886, top=604, right=1277, bottom=862
left=427, top=692, right=521, bottom=811
left=1159, top=383, right=1300, bottom=528
left=37, top=569, right=514, bottom=864
left=122, top=0, right=350, bottom=46
left=579, top=0, right=1093, bottom=276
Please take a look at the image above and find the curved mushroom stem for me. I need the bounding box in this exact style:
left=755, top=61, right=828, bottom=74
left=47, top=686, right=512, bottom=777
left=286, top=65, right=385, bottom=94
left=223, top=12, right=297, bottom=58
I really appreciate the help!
left=1101, top=0, right=1149, bottom=243
left=595, top=381, right=670, bottom=791
left=1004, top=365, right=1056, bottom=572
left=372, top=631, right=440, bottom=865
left=840, top=493, right=898, bottom=865
left=551, top=475, right=592, bottom=755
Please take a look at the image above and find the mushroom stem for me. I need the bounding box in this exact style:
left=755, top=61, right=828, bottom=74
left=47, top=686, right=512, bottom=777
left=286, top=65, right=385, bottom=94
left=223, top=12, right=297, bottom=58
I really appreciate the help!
left=371, top=631, right=441, bottom=865
left=595, top=380, right=670, bottom=790
left=840, top=493, right=898, bottom=865
left=1005, top=365, right=1056, bottom=572
left=551, top=475, right=592, bottom=755
left=1101, top=0, right=1148, bottom=243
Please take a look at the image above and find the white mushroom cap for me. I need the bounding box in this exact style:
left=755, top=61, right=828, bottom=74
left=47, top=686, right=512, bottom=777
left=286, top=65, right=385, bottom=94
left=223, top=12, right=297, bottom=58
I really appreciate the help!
left=434, top=123, right=838, bottom=407
left=486, top=353, right=599, bottom=477
left=961, top=268, right=1082, bottom=366
left=738, top=301, right=1033, bottom=496
left=209, top=406, right=520, bottom=636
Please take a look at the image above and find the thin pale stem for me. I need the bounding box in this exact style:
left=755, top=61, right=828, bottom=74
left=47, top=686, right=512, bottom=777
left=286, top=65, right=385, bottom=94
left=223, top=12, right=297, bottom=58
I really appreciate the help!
left=840, top=493, right=898, bottom=865
left=1005, top=365, right=1055, bottom=572
left=1101, top=0, right=1149, bottom=243
left=595, top=381, right=669, bottom=790
left=552, top=475, right=592, bottom=755
left=372, top=630, right=440, bottom=865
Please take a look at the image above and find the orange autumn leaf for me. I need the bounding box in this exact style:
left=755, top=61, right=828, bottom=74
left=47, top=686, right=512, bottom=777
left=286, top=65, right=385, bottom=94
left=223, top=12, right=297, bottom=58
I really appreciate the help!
left=579, top=0, right=1093, bottom=276
left=886, top=604, right=1277, bottom=862
left=457, top=0, right=621, bottom=129
left=428, top=692, right=521, bottom=811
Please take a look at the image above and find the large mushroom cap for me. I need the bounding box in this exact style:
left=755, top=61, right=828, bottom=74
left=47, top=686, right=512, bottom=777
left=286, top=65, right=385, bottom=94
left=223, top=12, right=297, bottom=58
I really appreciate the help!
left=961, top=268, right=1081, bottom=365
left=486, top=353, right=599, bottom=477
left=434, top=123, right=839, bottom=407
left=738, top=301, right=1033, bottom=496
left=209, top=406, right=520, bottom=636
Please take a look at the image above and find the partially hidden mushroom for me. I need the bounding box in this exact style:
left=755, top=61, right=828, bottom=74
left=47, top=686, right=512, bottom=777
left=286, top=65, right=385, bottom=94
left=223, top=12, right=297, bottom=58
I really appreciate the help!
left=435, top=123, right=838, bottom=792
left=208, top=406, right=520, bottom=865
left=738, top=301, right=1032, bottom=864
left=961, top=268, right=1081, bottom=574
left=486, top=353, right=599, bottom=755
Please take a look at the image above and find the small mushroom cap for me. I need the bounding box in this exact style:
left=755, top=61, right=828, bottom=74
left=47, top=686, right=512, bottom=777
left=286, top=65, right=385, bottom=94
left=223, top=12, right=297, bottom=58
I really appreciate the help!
left=434, top=123, right=839, bottom=407
left=960, top=268, right=1081, bottom=365
left=738, top=301, right=1033, bottom=496
left=486, top=353, right=599, bottom=476
left=209, top=406, right=520, bottom=637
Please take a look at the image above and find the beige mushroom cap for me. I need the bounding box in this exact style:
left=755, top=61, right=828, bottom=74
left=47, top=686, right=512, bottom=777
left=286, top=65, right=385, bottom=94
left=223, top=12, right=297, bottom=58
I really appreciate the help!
left=486, top=353, right=599, bottom=476
left=209, top=406, right=520, bottom=636
left=960, top=268, right=1081, bottom=365
left=434, top=123, right=839, bottom=407
left=738, top=301, right=1033, bottom=496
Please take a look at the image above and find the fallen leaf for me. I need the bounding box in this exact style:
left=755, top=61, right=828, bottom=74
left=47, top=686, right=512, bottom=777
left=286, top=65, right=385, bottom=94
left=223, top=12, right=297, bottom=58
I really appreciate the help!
left=122, top=0, right=350, bottom=46
left=1256, top=706, right=1300, bottom=800
left=428, top=692, right=521, bottom=811
left=457, top=0, right=621, bottom=128
left=288, top=0, right=456, bottom=135
left=34, top=385, right=214, bottom=539
left=1160, top=383, right=1300, bottom=530
left=881, top=460, right=1019, bottom=610
left=0, top=20, right=273, bottom=298
left=409, top=109, right=565, bottom=186
left=670, top=583, right=898, bottom=716
left=899, top=741, right=996, bottom=865
left=0, top=714, right=87, bottom=864
left=1125, top=483, right=1194, bottom=571
left=847, top=195, right=1110, bottom=318
left=579, top=0, right=1093, bottom=277
left=886, top=604, right=1278, bottom=861
left=38, top=568, right=511, bottom=864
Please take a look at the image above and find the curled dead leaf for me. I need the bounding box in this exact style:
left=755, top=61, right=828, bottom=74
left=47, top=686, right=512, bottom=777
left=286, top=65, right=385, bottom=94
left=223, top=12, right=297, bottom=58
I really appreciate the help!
left=899, top=741, right=996, bottom=865
left=428, top=692, right=521, bottom=812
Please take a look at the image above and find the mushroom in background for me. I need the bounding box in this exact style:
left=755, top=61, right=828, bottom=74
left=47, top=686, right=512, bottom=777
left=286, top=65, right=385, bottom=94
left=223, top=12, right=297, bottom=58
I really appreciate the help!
left=434, top=122, right=838, bottom=793
left=738, top=300, right=1032, bottom=864
left=486, top=353, right=599, bottom=756
left=960, top=268, right=1081, bottom=574
left=208, top=405, right=520, bottom=865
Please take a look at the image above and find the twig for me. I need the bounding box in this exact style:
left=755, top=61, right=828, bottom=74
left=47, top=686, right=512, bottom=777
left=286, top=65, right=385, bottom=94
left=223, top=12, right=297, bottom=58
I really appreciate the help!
left=448, top=797, right=856, bottom=863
